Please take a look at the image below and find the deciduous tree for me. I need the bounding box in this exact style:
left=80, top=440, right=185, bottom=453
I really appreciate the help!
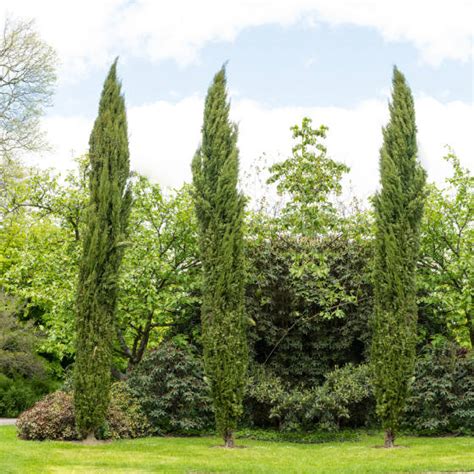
left=0, top=17, right=56, bottom=156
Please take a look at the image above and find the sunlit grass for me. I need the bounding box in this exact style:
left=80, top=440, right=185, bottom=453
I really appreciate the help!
left=1, top=426, right=473, bottom=473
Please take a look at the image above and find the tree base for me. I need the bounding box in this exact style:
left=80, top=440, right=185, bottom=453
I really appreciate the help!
left=224, top=431, right=235, bottom=448
left=384, top=429, right=395, bottom=448
left=81, top=432, right=98, bottom=444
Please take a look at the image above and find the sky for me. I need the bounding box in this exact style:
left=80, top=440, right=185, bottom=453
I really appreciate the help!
left=2, top=0, right=473, bottom=201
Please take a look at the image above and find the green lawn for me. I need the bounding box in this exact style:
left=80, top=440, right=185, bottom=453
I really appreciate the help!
left=1, top=426, right=473, bottom=474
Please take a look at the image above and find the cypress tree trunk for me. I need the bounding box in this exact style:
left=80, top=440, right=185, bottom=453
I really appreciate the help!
left=74, top=59, right=131, bottom=439
left=192, top=66, right=248, bottom=448
left=371, top=67, right=426, bottom=447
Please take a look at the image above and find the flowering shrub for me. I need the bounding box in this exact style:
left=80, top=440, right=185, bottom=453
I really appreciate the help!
left=17, top=382, right=152, bottom=440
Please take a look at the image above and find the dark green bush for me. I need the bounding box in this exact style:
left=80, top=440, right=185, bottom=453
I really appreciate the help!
left=245, top=363, right=374, bottom=431
left=105, top=382, right=152, bottom=439
left=245, top=233, right=372, bottom=388
left=0, top=374, right=55, bottom=417
left=236, top=427, right=360, bottom=444
left=280, top=364, right=374, bottom=431
left=127, top=341, right=213, bottom=434
left=244, top=365, right=288, bottom=428
left=0, top=299, right=46, bottom=379
left=305, top=363, right=375, bottom=430
left=404, top=342, right=474, bottom=435
left=16, top=382, right=151, bottom=440
left=0, top=298, right=57, bottom=417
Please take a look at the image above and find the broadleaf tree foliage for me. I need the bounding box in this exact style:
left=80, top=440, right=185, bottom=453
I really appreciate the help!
left=116, top=176, right=200, bottom=371
left=0, top=157, right=89, bottom=363
left=74, top=60, right=132, bottom=439
left=192, top=66, right=248, bottom=448
left=265, top=118, right=357, bottom=321
left=268, top=117, right=349, bottom=234
left=418, top=152, right=473, bottom=348
left=371, top=67, right=426, bottom=448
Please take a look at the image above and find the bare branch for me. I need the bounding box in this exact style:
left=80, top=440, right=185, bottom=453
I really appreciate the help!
left=0, top=16, right=57, bottom=156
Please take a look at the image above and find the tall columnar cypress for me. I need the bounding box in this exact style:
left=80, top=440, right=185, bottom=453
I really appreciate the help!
left=371, top=67, right=426, bottom=448
left=192, top=66, right=247, bottom=448
left=74, top=60, right=131, bottom=439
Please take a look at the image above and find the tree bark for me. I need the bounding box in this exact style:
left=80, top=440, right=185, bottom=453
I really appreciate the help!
left=224, top=430, right=235, bottom=448
left=384, top=429, right=395, bottom=448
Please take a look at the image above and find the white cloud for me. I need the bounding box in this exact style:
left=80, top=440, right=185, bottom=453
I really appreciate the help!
left=36, top=94, right=473, bottom=202
left=35, top=116, right=91, bottom=170
left=127, top=97, right=203, bottom=187
left=1, top=0, right=472, bottom=79
left=306, top=0, right=474, bottom=66
left=1, top=1, right=126, bottom=79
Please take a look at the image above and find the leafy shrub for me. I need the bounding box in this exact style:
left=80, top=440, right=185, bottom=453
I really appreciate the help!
left=0, top=305, right=56, bottom=417
left=245, top=232, right=372, bottom=388
left=0, top=374, right=55, bottom=417
left=245, top=363, right=374, bottom=431
left=305, top=363, right=375, bottom=430
left=17, top=382, right=152, bottom=440
left=127, top=341, right=213, bottom=434
left=16, top=391, right=78, bottom=441
left=236, top=427, right=360, bottom=444
left=244, top=365, right=288, bottom=428
left=404, top=342, right=474, bottom=435
left=0, top=297, right=46, bottom=379
left=104, top=382, right=152, bottom=439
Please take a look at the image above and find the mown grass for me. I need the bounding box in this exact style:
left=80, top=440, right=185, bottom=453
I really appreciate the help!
left=1, top=426, right=473, bottom=473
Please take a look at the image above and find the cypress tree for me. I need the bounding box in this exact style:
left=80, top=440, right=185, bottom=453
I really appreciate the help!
left=192, top=66, right=247, bottom=448
left=74, top=59, right=131, bottom=439
left=371, top=67, right=426, bottom=448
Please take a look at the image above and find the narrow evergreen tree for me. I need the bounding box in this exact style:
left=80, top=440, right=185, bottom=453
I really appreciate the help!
left=192, top=66, right=247, bottom=448
left=74, top=60, right=131, bottom=439
left=371, top=67, right=426, bottom=448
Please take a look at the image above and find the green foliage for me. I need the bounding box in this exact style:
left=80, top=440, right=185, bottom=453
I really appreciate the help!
left=192, top=66, right=248, bottom=445
left=268, top=117, right=349, bottom=234
left=0, top=297, right=55, bottom=416
left=265, top=118, right=357, bottom=316
left=1, top=57, right=471, bottom=446
left=245, top=364, right=374, bottom=432
left=244, top=117, right=373, bottom=405
left=371, top=67, right=426, bottom=443
left=245, top=227, right=372, bottom=387
left=418, top=152, right=473, bottom=348
left=0, top=158, right=87, bottom=362
left=0, top=296, right=45, bottom=379
left=101, top=382, right=153, bottom=440
left=17, top=391, right=78, bottom=441
left=74, top=60, right=132, bottom=437
left=236, top=427, right=360, bottom=444
left=116, top=177, right=201, bottom=370
left=0, top=155, right=200, bottom=371
left=243, top=117, right=375, bottom=434
left=244, top=365, right=288, bottom=428
left=404, top=342, right=474, bottom=435
left=304, top=364, right=374, bottom=431
left=0, top=375, right=54, bottom=418
left=17, top=383, right=151, bottom=441
left=127, top=341, right=213, bottom=434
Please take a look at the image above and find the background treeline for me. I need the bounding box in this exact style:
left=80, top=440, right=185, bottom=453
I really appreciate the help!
left=1, top=117, right=472, bottom=436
